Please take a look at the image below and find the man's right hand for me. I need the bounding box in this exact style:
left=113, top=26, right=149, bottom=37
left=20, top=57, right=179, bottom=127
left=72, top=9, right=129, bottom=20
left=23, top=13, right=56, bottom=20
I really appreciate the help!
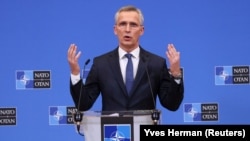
left=67, top=44, right=81, bottom=75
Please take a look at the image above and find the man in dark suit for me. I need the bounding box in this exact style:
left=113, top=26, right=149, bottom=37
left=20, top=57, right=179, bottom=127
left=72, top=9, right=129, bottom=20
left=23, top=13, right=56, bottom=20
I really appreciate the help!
left=67, top=5, right=184, bottom=112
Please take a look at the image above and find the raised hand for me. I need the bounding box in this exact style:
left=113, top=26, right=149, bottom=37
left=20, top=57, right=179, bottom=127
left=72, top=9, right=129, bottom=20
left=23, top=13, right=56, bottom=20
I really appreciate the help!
left=166, top=43, right=181, bottom=77
left=67, top=44, right=82, bottom=75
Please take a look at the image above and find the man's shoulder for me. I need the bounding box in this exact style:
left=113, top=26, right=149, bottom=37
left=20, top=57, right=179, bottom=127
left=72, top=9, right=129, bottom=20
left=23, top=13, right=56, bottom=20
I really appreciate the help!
left=94, top=48, right=118, bottom=60
left=140, top=47, right=165, bottom=61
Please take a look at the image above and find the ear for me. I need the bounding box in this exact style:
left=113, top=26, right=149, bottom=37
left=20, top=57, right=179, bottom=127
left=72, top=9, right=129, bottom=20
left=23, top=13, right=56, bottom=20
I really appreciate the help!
left=114, top=25, right=118, bottom=35
left=140, top=26, right=145, bottom=35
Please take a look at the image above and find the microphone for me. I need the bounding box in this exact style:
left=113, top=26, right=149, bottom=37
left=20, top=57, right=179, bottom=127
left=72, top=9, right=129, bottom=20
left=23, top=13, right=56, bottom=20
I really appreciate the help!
left=73, top=58, right=91, bottom=136
left=142, top=57, right=160, bottom=125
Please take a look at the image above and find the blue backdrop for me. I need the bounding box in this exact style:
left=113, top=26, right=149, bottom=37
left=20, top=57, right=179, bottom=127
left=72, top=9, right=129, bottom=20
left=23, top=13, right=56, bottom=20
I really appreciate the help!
left=1, top=0, right=250, bottom=140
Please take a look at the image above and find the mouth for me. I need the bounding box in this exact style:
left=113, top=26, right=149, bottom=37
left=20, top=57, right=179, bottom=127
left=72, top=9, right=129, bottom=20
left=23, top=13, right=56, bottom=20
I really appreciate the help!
left=124, top=35, right=131, bottom=41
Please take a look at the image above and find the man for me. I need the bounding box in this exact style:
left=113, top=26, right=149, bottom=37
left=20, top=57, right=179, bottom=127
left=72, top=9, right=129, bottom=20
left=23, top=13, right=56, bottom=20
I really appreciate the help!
left=67, top=5, right=184, bottom=112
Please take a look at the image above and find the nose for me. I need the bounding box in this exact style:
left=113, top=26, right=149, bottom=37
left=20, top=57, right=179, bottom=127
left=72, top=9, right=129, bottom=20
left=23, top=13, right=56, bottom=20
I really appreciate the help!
left=125, top=24, right=132, bottom=32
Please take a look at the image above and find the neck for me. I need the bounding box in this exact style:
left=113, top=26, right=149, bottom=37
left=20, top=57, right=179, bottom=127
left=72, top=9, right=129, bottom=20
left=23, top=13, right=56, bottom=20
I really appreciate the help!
left=120, top=45, right=139, bottom=53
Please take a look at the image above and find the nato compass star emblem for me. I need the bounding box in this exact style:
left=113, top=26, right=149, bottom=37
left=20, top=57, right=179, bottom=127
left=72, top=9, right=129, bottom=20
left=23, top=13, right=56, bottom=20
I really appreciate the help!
left=53, top=110, right=63, bottom=121
left=20, top=75, right=31, bottom=85
left=219, top=70, right=229, bottom=81
left=187, top=107, right=198, bottom=118
left=110, top=131, right=125, bottom=141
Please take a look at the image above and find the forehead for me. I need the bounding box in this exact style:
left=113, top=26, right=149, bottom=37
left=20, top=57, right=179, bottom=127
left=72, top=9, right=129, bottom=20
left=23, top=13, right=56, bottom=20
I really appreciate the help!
left=117, top=11, right=140, bottom=23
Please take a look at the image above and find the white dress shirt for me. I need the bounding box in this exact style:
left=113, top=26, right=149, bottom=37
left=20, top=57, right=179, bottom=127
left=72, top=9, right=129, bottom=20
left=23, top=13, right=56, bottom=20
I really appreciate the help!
left=119, top=47, right=140, bottom=83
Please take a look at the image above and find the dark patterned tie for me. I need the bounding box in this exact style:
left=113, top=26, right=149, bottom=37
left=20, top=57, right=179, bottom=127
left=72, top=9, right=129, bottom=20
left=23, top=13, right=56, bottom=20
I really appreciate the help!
left=125, top=53, right=134, bottom=94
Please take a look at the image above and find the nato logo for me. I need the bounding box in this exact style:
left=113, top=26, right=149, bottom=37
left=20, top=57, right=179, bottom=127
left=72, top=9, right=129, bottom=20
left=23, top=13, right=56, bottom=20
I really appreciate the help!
left=215, top=66, right=249, bottom=85
left=103, top=124, right=131, bottom=141
left=184, top=103, right=218, bottom=122
left=0, top=107, right=17, bottom=126
left=16, top=70, right=51, bottom=89
left=49, top=106, right=77, bottom=125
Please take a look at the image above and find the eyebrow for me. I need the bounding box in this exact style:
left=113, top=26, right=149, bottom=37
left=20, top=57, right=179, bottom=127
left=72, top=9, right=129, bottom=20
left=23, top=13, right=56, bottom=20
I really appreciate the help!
left=118, top=21, right=139, bottom=25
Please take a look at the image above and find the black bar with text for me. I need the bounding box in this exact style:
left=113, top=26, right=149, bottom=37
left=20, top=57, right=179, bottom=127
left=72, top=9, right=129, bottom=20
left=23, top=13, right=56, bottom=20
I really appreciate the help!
left=140, top=125, right=250, bottom=140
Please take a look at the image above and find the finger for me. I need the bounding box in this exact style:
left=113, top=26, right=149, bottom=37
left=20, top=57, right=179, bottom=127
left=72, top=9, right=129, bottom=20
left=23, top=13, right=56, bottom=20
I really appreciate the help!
left=172, top=44, right=177, bottom=52
left=169, top=44, right=177, bottom=53
left=68, top=44, right=75, bottom=59
left=166, top=46, right=170, bottom=57
left=167, top=44, right=174, bottom=57
left=68, top=44, right=80, bottom=64
left=166, top=48, right=172, bottom=60
left=166, top=52, right=171, bottom=60
left=75, top=51, right=81, bottom=61
left=68, top=44, right=75, bottom=54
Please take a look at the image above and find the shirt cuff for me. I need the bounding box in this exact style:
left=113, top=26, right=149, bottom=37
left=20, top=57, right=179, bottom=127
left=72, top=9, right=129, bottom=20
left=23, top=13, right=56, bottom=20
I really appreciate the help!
left=174, top=79, right=181, bottom=84
left=70, top=73, right=81, bottom=85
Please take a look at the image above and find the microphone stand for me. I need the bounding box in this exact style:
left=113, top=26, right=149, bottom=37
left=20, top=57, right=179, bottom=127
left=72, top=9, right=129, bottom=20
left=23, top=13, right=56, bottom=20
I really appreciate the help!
left=142, top=56, right=161, bottom=125
left=73, top=59, right=90, bottom=136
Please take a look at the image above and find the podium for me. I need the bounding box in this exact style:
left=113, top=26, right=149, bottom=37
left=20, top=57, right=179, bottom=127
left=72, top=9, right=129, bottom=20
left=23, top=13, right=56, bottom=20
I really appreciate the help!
left=76, top=110, right=161, bottom=141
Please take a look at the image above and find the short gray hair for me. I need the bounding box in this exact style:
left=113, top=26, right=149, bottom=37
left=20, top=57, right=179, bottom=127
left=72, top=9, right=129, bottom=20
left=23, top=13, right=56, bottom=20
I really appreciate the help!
left=114, top=5, right=144, bottom=25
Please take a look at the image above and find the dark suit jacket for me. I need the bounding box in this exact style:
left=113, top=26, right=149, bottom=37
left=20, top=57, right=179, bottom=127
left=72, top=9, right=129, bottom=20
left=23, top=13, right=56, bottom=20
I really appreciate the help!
left=70, top=46, right=184, bottom=111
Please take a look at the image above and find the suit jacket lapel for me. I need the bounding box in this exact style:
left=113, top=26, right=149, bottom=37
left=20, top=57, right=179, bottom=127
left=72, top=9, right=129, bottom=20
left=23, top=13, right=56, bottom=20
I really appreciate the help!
left=107, top=48, right=128, bottom=96
left=106, top=47, right=150, bottom=97
left=130, top=48, right=149, bottom=96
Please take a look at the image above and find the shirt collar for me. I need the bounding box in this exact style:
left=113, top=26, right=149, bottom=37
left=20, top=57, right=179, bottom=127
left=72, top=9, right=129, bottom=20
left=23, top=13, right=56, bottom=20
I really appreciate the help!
left=118, top=47, right=140, bottom=59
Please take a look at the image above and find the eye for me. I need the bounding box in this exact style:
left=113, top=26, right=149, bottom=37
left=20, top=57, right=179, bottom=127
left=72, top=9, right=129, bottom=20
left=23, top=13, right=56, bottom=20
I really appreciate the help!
left=130, top=23, right=139, bottom=28
left=118, top=22, right=127, bottom=27
left=117, top=22, right=140, bottom=29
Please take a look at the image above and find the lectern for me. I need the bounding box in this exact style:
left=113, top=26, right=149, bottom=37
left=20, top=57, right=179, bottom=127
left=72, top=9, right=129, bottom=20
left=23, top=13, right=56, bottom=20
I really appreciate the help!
left=75, top=110, right=161, bottom=141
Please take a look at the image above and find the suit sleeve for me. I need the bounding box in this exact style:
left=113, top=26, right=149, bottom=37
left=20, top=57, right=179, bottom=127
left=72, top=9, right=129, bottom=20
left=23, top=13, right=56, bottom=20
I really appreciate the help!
left=158, top=63, right=184, bottom=111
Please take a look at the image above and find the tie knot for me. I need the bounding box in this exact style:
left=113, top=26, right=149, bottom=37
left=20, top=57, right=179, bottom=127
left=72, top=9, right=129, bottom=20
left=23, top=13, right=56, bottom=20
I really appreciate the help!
left=125, top=53, right=132, bottom=59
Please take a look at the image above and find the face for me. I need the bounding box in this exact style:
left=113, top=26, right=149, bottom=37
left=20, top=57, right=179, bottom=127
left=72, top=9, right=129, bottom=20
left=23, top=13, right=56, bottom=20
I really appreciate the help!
left=114, top=11, right=144, bottom=51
